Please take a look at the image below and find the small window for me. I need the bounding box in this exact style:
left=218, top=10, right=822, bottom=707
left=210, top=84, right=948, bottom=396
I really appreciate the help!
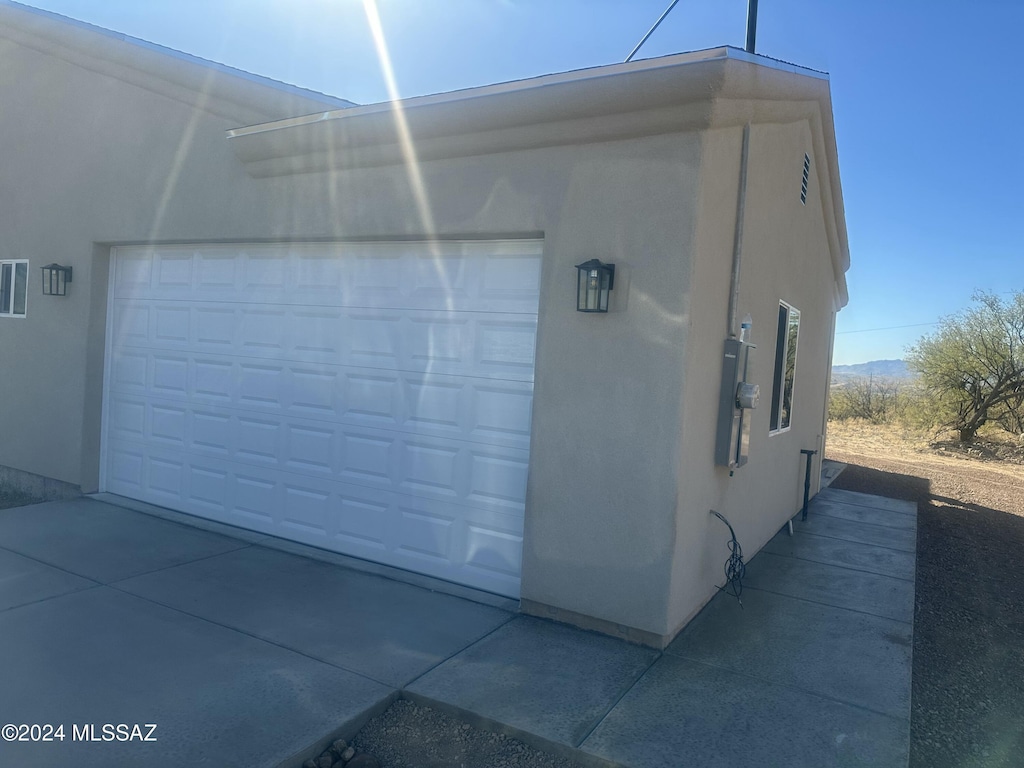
left=770, top=301, right=800, bottom=433
left=0, top=260, right=29, bottom=318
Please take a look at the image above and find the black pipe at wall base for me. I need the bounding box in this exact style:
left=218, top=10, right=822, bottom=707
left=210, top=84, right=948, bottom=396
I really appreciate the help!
left=800, top=448, right=818, bottom=521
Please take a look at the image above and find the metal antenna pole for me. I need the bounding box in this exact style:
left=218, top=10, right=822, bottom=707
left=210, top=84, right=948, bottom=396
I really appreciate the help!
left=745, top=0, right=759, bottom=53
left=625, top=0, right=682, bottom=63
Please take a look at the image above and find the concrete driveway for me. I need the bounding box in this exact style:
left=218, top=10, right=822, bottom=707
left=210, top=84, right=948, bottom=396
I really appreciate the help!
left=0, top=489, right=915, bottom=767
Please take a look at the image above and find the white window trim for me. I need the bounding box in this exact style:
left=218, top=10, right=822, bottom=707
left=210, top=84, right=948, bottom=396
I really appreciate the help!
left=0, top=259, right=29, bottom=318
left=769, top=300, right=800, bottom=435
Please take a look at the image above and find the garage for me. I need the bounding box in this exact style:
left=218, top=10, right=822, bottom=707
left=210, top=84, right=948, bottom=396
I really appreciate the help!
left=102, top=241, right=542, bottom=596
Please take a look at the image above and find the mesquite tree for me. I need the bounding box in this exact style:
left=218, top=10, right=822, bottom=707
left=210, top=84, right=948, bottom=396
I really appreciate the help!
left=907, top=291, right=1024, bottom=443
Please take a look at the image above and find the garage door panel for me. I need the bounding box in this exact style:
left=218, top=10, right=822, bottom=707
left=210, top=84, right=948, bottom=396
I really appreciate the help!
left=150, top=403, right=187, bottom=446
left=104, top=439, right=524, bottom=595
left=153, top=306, right=190, bottom=342
left=114, top=303, right=150, bottom=344
left=239, top=309, right=289, bottom=353
left=154, top=248, right=195, bottom=288
left=193, top=411, right=233, bottom=455
left=111, top=300, right=536, bottom=382
left=237, top=363, right=284, bottom=406
left=105, top=241, right=538, bottom=597
left=115, top=242, right=542, bottom=314
left=233, top=473, right=280, bottom=524
left=109, top=365, right=533, bottom=450
left=106, top=408, right=530, bottom=516
left=107, top=446, right=144, bottom=494
left=194, top=307, right=237, bottom=348
left=196, top=250, right=237, bottom=289
left=151, top=355, right=189, bottom=395
left=108, top=398, right=146, bottom=441
left=466, top=522, right=524, bottom=580
left=112, top=351, right=148, bottom=389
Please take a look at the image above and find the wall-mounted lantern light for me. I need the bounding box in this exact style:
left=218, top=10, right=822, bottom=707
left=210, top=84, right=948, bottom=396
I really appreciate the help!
left=574, top=259, right=615, bottom=313
left=41, top=264, right=72, bottom=296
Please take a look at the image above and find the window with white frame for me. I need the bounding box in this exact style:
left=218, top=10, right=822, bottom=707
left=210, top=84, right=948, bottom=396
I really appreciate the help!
left=769, top=301, right=800, bottom=433
left=0, top=260, right=28, bottom=318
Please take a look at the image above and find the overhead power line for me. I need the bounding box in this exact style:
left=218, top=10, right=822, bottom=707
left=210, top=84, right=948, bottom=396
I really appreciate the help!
left=625, top=0, right=681, bottom=62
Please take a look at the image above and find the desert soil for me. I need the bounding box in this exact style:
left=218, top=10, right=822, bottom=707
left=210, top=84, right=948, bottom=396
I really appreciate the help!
left=826, top=421, right=1024, bottom=768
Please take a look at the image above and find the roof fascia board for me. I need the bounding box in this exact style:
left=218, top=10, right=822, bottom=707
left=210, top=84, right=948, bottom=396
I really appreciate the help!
left=238, top=100, right=716, bottom=177
left=228, top=55, right=735, bottom=169
left=229, top=46, right=824, bottom=140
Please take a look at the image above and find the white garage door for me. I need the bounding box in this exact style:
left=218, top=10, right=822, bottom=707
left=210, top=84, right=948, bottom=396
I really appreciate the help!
left=102, top=241, right=541, bottom=597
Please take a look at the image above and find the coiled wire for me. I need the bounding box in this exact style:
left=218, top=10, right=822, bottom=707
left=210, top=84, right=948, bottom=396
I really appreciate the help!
left=710, top=510, right=745, bottom=606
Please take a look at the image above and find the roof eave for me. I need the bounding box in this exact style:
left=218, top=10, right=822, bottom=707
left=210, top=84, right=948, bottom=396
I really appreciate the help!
left=0, top=0, right=352, bottom=124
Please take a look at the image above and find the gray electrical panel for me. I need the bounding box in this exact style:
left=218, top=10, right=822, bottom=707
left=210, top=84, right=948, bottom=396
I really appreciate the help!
left=715, top=338, right=759, bottom=469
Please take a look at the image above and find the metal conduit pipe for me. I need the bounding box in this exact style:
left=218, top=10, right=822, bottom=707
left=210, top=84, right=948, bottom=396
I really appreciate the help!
left=800, top=448, right=818, bottom=521
left=727, top=123, right=752, bottom=338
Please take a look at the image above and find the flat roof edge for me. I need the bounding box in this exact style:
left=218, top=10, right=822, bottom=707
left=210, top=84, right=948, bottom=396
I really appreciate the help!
left=229, top=46, right=828, bottom=138
left=0, top=0, right=354, bottom=109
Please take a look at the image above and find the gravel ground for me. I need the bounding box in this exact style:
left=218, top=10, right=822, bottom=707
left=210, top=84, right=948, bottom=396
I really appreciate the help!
left=351, top=700, right=588, bottom=768
left=827, top=429, right=1024, bottom=768
left=0, top=486, right=41, bottom=511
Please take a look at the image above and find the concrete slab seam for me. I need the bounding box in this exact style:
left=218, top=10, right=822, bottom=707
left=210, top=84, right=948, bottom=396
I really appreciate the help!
left=761, top=551, right=916, bottom=583
left=399, top=612, right=518, bottom=692
left=814, top=499, right=918, bottom=518
left=794, top=532, right=917, bottom=557
left=571, top=650, right=665, bottom=749
left=104, top=582, right=395, bottom=689
left=0, top=542, right=105, bottom=585
left=101, top=543, right=256, bottom=586
left=0, top=582, right=105, bottom=616
left=791, top=530, right=917, bottom=555
left=658, top=655, right=912, bottom=723
left=801, top=511, right=919, bottom=533
left=399, top=689, right=625, bottom=768
left=741, top=584, right=913, bottom=626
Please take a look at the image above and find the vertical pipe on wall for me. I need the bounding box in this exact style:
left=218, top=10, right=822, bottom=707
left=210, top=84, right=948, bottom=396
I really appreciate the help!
left=727, top=123, right=752, bottom=338
left=745, top=0, right=759, bottom=54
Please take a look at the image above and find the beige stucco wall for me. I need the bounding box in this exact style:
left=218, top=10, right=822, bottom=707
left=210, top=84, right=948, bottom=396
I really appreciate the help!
left=0, top=33, right=708, bottom=636
left=666, top=118, right=840, bottom=635
left=0, top=36, right=329, bottom=491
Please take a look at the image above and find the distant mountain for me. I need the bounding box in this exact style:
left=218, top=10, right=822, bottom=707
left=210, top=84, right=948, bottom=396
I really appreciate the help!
left=832, top=359, right=913, bottom=380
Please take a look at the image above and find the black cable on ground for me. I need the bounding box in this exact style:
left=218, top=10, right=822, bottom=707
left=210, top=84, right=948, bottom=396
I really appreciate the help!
left=710, top=509, right=745, bottom=606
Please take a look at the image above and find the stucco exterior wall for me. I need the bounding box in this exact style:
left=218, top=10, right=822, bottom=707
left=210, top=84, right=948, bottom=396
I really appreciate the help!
left=0, top=34, right=705, bottom=636
left=667, top=118, right=839, bottom=635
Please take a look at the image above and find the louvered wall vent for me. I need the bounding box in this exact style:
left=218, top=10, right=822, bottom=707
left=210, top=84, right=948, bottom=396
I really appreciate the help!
left=800, top=153, right=810, bottom=205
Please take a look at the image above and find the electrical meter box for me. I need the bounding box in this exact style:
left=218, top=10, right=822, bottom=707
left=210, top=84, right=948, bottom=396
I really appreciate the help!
left=715, top=338, right=759, bottom=468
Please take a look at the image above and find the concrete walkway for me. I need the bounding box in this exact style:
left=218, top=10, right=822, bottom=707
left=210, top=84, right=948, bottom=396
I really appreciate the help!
left=0, top=488, right=914, bottom=767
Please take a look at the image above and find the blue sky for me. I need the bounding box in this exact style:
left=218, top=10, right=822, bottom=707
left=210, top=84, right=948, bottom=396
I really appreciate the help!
left=16, top=0, right=1024, bottom=365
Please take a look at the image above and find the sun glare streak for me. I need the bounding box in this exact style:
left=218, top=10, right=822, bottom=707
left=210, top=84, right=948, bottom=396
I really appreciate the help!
left=361, top=0, right=445, bottom=257
left=146, top=68, right=213, bottom=248
left=363, top=1, right=452, bottom=507
left=364, top=2, right=452, bottom=301
left=115, top=69, right=214, bottom=358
